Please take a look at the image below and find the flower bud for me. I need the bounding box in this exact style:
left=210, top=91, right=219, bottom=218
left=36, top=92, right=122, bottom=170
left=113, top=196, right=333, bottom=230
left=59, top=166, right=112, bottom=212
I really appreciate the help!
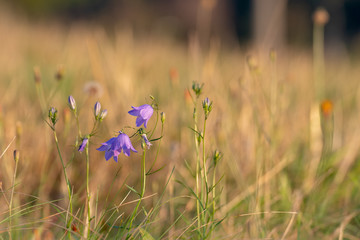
left=192, top=82, right=203, bottom=98
left=213, top=150, right=222, bottom=166
left=99, top=109, right=108, bottom=121
left=160, top=112, right=165, bottom=124
left=94, top=101, right=101, bottom=120
left=13, top=150, right=20, bottom=162
left=202, top=97, right=213, bottom=119
left=68, top=95, right=76, bottom=111
left=78, top=138, right=89, bottom=152
left=141, top=134, right=152, bottom=149
left=48, top=107, right=58, bottom=126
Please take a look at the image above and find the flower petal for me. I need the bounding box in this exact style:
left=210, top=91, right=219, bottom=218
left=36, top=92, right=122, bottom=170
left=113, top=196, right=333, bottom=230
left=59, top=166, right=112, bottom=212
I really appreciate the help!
left=140, top=105, right=153, bottom=119
left=105, top=150, right=113, bottom=161
left=97, top=144, right=109, bottom=151
left=123, top=148, right=131, bottom=156
left=136, top=117, right=145, bottom=127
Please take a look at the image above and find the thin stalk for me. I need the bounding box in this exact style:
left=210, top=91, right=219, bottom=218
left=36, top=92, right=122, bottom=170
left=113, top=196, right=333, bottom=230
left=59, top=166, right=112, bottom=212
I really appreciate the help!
left=8, top=154, right=19, bottom=240
left=53, top=131, right=73, bottom=238
left=212, top=166, right=216, bottom=220
left=85, top=143, right=91, bottom=238
left=202, top=118, right=209, bottom=237
left=75, top=114, right=82, bottom=138
left=146, top=116, right=163, bottom=174
left=35, top=83, right=46, bottom=113
left=194, top=107, right=201, bottom=238
left=128, top=148, right=146, bottom=237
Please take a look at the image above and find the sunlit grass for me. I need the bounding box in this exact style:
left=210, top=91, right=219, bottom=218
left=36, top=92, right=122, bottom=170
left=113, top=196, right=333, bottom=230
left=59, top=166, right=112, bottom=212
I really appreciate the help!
left=1, top=6, right=360, bottom=239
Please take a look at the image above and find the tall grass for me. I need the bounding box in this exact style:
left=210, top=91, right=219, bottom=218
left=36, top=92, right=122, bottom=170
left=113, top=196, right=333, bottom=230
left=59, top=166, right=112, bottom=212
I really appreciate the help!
left=0, top=6, right=360, bottom=239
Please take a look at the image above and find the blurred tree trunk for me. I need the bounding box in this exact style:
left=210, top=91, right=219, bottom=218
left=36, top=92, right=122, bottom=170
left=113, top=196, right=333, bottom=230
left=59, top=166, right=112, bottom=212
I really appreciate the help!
left=253, top=0, right=287, bottom=52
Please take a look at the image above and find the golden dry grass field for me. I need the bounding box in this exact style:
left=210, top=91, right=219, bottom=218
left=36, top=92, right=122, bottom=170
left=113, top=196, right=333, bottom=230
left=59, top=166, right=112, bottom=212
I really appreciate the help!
left=1, top=6, right=360, bottom=240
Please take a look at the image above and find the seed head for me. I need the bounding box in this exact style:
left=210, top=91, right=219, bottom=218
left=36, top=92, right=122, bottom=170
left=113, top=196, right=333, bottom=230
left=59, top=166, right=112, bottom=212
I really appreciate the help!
left=313, top=7, right=329, bottom=26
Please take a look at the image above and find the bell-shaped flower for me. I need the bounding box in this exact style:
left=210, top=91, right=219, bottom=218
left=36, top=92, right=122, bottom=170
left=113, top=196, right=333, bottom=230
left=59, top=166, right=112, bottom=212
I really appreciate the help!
left=97, top=132, right=137, bottom=162
left=128, top=104, right=154, bottom=128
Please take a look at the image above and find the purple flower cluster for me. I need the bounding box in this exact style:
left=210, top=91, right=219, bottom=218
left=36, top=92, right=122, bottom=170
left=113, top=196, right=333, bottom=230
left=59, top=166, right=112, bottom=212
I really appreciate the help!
left=97, top=104, right=154, bottom=162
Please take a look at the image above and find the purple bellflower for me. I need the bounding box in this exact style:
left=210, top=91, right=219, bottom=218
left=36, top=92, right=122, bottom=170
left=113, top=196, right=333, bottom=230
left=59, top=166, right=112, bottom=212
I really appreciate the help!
left=97, top=132, right=137, bottom=162
left=128, top=104, right=154, bottom=128
left=78, top=138, right=88, bottom=152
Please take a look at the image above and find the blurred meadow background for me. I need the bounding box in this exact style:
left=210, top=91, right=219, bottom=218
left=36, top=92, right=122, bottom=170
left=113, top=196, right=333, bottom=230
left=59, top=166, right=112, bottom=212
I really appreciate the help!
left=1, top=0, right=360, bottom=239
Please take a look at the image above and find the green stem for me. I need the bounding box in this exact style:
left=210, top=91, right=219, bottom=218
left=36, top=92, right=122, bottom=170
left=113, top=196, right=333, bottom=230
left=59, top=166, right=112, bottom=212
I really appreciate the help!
left=194, top=107, right=201, bottom=238
left=128, top=148, right=146, bottom=237
left=9, top=156, right=19, bottom=240
left=202, top=118, right=208, bottom=237
left=75, top=114, right=82, bottom=138
left=53, top=131, right=73, bottom=238
left=212, top=166, right=216, bottom=219
left=35, top=83, right=46, bottom=113
left=147, top=120, right=164, bottom=174
left=85, top=143, right=91, bottom=238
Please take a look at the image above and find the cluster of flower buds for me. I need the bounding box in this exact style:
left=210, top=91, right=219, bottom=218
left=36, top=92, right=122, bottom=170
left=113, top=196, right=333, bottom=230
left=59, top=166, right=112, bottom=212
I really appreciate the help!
left=94, top=101, right=107, bottom=122
left=202, top=97, right=213, bottom=120
left=192, top=82, right=204, bottom=98
left=212, top=150, right=222, bottom=167
left=48, top=107, right=58, bottom=126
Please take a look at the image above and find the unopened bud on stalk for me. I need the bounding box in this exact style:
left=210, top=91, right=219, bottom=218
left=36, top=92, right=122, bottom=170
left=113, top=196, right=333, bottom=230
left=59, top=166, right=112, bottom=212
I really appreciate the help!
left=141, top=134, right=152, bottom=149
left=13, top=150, right=20, bottom=162
left=192, top=82, right=203, bottom=98
left=197, top=131, right=202, bottom=145
left=49, top=107, right=58, bottom=126
left=94, top=101, right=101, bottom=120
left=213, top=150, right=222, bottom=166
left=99, top=109, right=107, bottom=121
left=160, top=112, right=165, bottom=124
left=68, top=95, right=76, bottom=111
left=202, top=97, right=213, bottom=119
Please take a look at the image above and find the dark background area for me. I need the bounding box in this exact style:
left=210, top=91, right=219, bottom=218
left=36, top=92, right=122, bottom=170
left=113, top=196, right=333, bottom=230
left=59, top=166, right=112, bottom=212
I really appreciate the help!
left=3, top=0, right=360, bottom=49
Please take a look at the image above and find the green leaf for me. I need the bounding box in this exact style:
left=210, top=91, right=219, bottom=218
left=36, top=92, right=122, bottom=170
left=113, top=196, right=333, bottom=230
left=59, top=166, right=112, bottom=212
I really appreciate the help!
left=126, top=184, right=140, bottom=196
